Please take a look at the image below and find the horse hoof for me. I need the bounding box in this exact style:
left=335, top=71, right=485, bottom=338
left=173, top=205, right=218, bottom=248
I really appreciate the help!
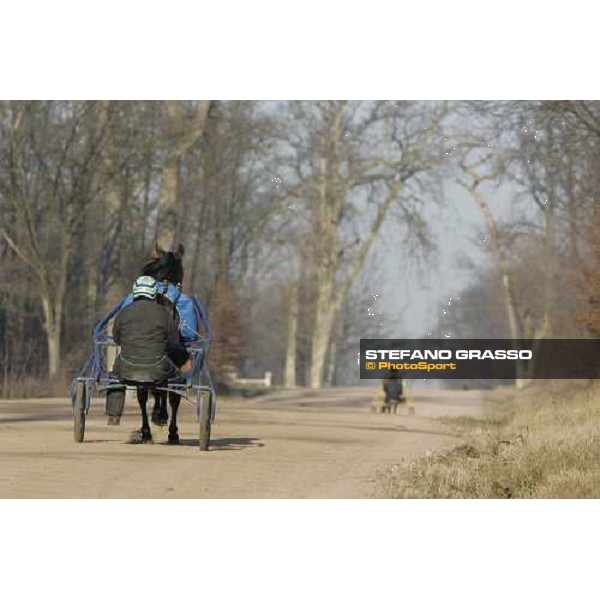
left=107, top=416, right=121, bottom=426
left=167, top=433, right=180, bottom=445
left=128, top=430, right=153, bottom=444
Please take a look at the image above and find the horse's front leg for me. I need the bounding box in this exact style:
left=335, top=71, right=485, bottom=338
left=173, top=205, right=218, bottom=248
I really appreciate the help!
left=167, top=392, right=181, bottom=445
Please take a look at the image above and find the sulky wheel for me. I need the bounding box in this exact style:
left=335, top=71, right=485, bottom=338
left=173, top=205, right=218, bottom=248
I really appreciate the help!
left=198, top=388, right=212, bottom=451
left=73, top=380, right=87, bottom=443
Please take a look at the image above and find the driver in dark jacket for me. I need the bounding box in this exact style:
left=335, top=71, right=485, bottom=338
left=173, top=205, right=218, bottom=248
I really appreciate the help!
left=113, top=275, right=180, bottom=382
left=383, top=370, right=404, bottom=405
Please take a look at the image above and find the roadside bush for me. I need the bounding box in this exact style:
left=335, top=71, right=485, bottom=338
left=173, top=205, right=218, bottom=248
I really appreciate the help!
left=377, top=380, right=600, bottom=498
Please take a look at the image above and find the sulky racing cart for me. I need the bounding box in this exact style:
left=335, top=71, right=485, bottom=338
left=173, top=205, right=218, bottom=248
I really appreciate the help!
left=69, top=284, right=216, bottom=450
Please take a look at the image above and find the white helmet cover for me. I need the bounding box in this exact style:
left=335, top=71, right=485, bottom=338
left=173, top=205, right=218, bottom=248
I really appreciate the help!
left=132, top=275, right=157, bottom=300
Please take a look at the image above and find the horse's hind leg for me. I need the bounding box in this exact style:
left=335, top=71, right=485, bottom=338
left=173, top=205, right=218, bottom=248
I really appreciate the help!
left=135, top=387, right=153, bottom=443
left=167, top=392, right=181, bottom=445
left=152, top=389, right=168, bottom=426
left=151, top=390, right=160, bottom=424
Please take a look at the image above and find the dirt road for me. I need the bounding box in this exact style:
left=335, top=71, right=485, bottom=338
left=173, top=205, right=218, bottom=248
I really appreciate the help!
left=0, top=387, right=494, bottom=498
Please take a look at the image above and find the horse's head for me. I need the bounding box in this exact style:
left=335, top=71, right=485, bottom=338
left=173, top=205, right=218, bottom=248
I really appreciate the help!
left=141, top=242, right=185, bottom=286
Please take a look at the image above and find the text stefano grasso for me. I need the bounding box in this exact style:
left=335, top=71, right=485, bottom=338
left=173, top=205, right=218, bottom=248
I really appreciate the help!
left=359, top=339, right=600, bottom=379
left=364, top=349, right=532, bottom=361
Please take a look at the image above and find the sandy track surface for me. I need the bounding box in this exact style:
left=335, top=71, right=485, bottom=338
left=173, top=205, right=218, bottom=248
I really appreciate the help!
left=0, top=387, right=494, bottom=498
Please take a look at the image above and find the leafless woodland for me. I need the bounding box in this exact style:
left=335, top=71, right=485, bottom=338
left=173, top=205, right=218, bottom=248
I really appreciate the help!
left=1, top=101, right=599, bottom=396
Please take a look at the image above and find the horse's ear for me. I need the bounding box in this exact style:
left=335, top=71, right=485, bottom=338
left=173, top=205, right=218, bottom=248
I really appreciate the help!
left=176, top=244, right=185, bottom=258
left=154, top=242, right=165, bottom=258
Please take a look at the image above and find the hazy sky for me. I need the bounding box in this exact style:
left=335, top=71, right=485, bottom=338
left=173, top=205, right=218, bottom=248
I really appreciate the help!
left=372, top=178, right=515, bottom=339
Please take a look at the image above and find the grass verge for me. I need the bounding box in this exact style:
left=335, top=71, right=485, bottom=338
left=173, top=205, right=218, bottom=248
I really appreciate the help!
left=376, top=381, right=600, bottom=498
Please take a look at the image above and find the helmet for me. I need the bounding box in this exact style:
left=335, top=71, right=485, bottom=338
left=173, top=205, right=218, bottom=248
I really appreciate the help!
left=132, top=275, right=157, bottom=300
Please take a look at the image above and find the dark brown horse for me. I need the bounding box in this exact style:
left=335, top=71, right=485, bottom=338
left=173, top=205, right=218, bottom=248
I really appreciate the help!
left=136, top=243, right=188, bottom=444
left=141, top=242, right=185, bottom=286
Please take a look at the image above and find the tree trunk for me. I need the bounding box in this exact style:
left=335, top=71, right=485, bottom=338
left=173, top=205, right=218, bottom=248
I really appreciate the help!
left=41, top=296, right=60, bottom=380
left=40, top=233, right=70, bottom=381
left=531, top=124, right=559, bottom=340
left=309, top=150, right=338, bottom=389
left=284, top=281, right=299, bottom=388
left=157, top=100, right=211, bottom=248
left=500, top=273, right=520, bottom=341
left=307, top=113, right=401, bottom=388
left=462, top=180, right=524, bottom=388
left=2, top=311, right=9, bottom=397
left=309, top=299, right=335, bottom=389
left=538, top=174, right=557, bottom=340
left=157, top=155, right=180, bottom=246
left=47, top=326, right=60, bottom=381
left=325, top=340, right=337, bottom=387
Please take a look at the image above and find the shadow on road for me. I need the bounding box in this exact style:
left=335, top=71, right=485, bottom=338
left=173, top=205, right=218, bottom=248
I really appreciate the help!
left=176, top=437, right=264, bottom=451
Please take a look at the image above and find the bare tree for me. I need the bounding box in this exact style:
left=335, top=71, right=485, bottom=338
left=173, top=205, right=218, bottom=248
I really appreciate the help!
left=0, top=101, right=111, bottom=380
left=279, top=101, right=446, bottom=387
